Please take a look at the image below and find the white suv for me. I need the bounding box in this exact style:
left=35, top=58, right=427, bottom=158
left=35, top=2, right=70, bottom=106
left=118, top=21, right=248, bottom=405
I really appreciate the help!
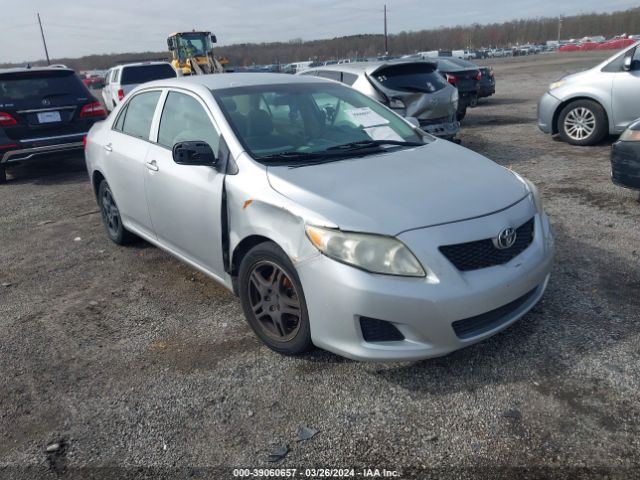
left=102, top=62, right=176, bottom=112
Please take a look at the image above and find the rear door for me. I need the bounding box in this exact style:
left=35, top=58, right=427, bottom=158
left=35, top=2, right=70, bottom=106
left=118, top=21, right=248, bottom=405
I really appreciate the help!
left=0, top=69, right=96, bottom=145
left=612, top=46, right=640, bottom=130
left=102, top=90, right=162, bottom=238
left=144, top=89, right=226, bottom=274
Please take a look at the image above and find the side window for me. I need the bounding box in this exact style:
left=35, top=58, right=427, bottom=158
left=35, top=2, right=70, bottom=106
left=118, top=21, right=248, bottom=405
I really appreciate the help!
left=158, top=91, right=220, bottom=153
left=341, top=72, right=358, bottom=86
left=113, top=104, right=128, bottom=131
left=317, top=71, right=341, bottom=82
left=120, top=91, right=161, bottom=140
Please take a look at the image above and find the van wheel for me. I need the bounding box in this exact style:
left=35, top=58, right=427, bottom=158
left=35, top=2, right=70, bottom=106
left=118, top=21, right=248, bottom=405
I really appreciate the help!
left=98, top=180, right=135, bottom=245
left=238, top=242, right=313, bottom=355
left=558, top=100, right=607, bottom=146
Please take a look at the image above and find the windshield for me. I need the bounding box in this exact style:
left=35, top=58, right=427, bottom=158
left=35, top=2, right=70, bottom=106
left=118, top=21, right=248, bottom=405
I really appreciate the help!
left=178, top=33, right=208, bottom=56
left=213, top=82, right=425, bottom=164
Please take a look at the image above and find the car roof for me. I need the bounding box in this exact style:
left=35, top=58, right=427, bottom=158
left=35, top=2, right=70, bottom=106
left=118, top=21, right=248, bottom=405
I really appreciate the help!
left=0, top=66, right=75, bottom=75
left=116, top=61, right=173, bottom=69
left=140, top=72, right=335, bottom=91
left=304, top=60, right=437, bottom=76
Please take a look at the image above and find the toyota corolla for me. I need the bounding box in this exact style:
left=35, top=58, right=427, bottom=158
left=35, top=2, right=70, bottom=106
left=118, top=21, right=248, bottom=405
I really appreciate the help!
left=85, top=73, right=554, bottom=361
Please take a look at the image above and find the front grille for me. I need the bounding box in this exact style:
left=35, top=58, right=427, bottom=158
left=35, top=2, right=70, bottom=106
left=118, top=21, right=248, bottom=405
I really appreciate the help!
left=359, top=317, right=405, bottom=342
left=452, top=287, right=538, bottom=339
left=439, top=218, right=535, bottom=271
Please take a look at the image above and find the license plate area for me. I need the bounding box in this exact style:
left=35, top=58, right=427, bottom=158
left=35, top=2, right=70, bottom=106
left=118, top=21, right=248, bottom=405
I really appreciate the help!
left=37, top=111, right=61, bottom=123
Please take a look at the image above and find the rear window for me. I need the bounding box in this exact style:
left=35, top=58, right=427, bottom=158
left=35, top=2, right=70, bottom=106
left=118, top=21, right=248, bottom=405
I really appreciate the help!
left=372, top=63, right=447, bottom=93
left=120, top=64, right=176, bottom=85
left=0, top=70, right=88, bottom=102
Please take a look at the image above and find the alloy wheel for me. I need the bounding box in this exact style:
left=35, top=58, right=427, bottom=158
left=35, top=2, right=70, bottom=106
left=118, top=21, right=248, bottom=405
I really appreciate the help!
left=101, top=187, right=121, bottom=238
left=247, top=260, right=302, bottom=342
left=563, top=107, right=596, bottom=141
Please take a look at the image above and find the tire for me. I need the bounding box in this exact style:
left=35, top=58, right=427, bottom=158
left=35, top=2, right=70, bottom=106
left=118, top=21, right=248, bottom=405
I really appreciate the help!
left=456, top=107, right=467, bottom=122
left=238, top=242, right=313, bottom=355
left=557, top=100, right=608, bottom=146
left=0, top=166, right=6, bottom=184
left=97, top=180, right=135, bottom=245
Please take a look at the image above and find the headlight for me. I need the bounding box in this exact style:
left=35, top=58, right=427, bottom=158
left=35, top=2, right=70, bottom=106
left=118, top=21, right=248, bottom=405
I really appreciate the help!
left=305, top=225, right=426, bottom=277
left=549, top=80, right=565, bottom=90
left=620, top=129, right=640, bottom=142
left=524, top=178, right=544, bottom=213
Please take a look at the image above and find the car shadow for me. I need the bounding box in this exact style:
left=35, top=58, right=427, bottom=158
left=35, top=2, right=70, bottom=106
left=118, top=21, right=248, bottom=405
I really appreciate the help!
left=368, top=228, right=640, bottom=397
left=4, top=155, right=88, bottom=186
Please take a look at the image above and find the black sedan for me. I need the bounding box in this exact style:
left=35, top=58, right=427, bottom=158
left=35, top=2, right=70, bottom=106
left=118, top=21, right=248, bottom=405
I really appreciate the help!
left=478, top=66, right=496, bottom=98
left=611, top=119, right=640, bottom=192
left=432, top=57, right=481, bottom=121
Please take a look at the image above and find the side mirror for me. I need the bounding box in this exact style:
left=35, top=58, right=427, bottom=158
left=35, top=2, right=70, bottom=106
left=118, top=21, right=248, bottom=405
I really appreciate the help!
left=624, top=55, right=632, bottom=71
left=172, top=141, right=217, bottom=166
left=405, top=116, right=420, bottom=128
left=211, top=35, right=217, bottom=44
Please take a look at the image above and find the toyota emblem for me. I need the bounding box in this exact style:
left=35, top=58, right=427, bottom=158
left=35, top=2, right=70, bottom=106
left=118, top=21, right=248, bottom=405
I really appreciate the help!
left=494, top=227, right=517, bottom=250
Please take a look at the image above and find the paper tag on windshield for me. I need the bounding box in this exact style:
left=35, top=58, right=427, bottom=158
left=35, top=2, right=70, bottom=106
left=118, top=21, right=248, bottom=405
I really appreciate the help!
left=364, top=126, right=404, bottom=142
left=345, top=107, right=389, bottom=127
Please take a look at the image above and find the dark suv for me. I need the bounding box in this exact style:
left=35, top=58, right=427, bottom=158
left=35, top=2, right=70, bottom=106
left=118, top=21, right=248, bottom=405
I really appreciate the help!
left=0, top=67, right=106, bottom=182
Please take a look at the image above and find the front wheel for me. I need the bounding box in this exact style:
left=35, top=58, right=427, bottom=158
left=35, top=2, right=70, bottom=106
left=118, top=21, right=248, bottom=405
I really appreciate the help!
left=238, top=242, right=313, bottom=355
left=557, top=100, right=608, bottom=146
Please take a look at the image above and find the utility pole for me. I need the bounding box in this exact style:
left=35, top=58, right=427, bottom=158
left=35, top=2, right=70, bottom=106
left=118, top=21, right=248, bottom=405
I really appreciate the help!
left=37, top=13, right=51, bottom=65
left=384, top=4, right=388, bottom=55
left=557, top=15, right=563, bottom=43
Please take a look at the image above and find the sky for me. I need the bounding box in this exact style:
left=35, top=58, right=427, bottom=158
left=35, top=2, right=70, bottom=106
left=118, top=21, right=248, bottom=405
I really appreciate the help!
left=1, top=0, right=638, bottom=63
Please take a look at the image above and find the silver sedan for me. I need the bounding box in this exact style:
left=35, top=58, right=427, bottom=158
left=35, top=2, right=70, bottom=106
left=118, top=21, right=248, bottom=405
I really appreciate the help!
left=85, top=73, right=554, bottom=361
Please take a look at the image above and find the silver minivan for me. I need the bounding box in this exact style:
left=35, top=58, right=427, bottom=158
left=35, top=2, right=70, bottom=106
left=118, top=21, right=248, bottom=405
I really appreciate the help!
left=538, top=42, right=640, bottom=145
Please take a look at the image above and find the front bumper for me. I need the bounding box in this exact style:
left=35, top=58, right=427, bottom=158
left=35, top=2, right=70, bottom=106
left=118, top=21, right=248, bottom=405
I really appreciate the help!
left=419, top=119, right=460, bottom=139
left=297, top=203, right=554, bottom=362
left=537, top=91, right=561, bottom=134
left=611, top=140, right=640, bottom=190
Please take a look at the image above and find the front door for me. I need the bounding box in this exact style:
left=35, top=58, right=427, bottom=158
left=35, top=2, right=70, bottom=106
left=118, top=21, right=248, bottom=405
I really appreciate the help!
left=144, top=90, right=225, bottom=275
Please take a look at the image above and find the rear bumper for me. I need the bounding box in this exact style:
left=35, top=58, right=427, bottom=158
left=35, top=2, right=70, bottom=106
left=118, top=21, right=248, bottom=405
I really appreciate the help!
left=1, top=134, right=86, bottom=165
left=611, top=140, right=640, bottom=190
left=537, top=91, right=561, bottom=134
left=479, top=83, right=495, bottom=97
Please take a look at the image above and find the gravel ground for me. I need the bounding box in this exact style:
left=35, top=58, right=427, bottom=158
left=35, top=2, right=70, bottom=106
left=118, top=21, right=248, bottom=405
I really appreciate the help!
left=1, top=51, right=639, bottom=480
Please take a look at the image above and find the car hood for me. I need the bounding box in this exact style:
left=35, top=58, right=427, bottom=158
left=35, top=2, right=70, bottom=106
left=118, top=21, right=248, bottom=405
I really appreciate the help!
left=266, top=140, right=529, bottom=235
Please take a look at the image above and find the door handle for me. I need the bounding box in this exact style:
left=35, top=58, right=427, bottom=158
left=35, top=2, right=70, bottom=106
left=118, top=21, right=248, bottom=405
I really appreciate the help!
left=103, top=143, right=113, bottom=152
left=145, top=160, right=159, bottom=171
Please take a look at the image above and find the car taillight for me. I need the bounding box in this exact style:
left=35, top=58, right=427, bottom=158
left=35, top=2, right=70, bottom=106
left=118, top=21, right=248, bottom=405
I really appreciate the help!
left=80, top=102, right=107, bottom=118
left=117, top=89, right=124, bottom=101
left=0, top=111, right=17, bottom=126
left=475, top=71, right=482, bottom=81
left=489, top=68, right=494, bottom=78
left=0, top=143, right=17, bottom=149
left=446, top=73, right=457, bottom=85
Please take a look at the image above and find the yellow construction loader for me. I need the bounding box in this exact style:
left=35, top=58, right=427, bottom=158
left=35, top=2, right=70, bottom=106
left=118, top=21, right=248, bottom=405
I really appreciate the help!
left=167, top=31, right=224, bottom=75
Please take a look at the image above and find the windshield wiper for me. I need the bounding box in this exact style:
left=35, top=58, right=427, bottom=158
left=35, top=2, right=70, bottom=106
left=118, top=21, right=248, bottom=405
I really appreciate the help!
left=327, top=139, right=424, bottom=151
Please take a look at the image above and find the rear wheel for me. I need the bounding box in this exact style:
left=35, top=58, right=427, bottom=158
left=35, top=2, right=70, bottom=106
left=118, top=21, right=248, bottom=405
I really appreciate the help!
left=0, top=166, right=6, bottom=184
left=238, top=242, right=313, bottom=355
left=456, top=107, right=467, bottom=122
left=98, top=180, right=135, bottom=245
left=558, top=100, right=607, bottom=146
